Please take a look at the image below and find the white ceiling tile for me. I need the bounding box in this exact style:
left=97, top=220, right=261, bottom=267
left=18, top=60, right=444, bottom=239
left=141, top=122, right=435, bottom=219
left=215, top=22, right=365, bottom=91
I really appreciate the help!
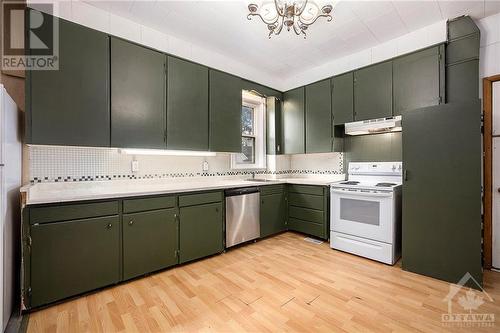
left=437, top=0, right=485, bottom=20
left=362, top=8, right=408, bottom=42
left=393, top=1, right=443, bottom=31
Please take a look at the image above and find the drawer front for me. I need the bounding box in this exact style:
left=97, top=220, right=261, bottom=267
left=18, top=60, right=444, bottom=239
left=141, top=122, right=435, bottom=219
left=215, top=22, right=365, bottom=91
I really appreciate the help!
left=179, top=191, right=222, bottom=207
left=30, top=201, right=119, bottom=225
left=289, top=206, right=324, bottom=224
left=260, top=184, right=285, bottom=196
left=123, top=196, right=176, bottom=213
left=288, top=184, right=324, bottom=196
left=288, top=193, right=324, bottom=211
left=288, top=218, right=325, bottom=239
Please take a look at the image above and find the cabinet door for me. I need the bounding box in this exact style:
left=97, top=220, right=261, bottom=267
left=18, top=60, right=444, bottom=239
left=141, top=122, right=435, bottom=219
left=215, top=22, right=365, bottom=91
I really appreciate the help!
left=260, top=193, right=286, bottom=237
left=402, top=102, right=482, bottom=285
left=266, top=97, right=283, bottom=155
left=393, top=45, right=444, bottom=115
left=306, top=79, right=332, bottom=153
left=27, top=12, right=110, bottom=147
left=332, top=73, right=354, bottom=125
left=167, top=57, right=209, bottom=150
left=354, top=61, right=393, bottom=121
left=209, top=70, right=242, bottom=152
left=30, top=216, right=120, bottom=307
left=111, top=38, right=166, bottom=148
left=283, top=87, right=305, bottom=154
left=179, top=202, right=223, bottom=263
left=123, top=209, right=178, bottom=280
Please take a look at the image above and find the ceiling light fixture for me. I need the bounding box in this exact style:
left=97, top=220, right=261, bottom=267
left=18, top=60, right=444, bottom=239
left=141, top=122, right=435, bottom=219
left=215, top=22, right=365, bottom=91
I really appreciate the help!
left=247, top=1, right=334, bottom=39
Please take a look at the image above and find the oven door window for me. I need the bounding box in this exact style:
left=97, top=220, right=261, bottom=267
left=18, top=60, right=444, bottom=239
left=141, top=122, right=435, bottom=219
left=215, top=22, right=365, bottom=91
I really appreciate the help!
left=340, top=198, right=380, bottom=226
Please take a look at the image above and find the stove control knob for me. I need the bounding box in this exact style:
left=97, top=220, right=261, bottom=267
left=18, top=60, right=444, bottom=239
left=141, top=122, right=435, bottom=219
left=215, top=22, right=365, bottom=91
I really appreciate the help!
left=392, top=164, right=397, bottom=171
left=398, top=165, right=402, bottom=171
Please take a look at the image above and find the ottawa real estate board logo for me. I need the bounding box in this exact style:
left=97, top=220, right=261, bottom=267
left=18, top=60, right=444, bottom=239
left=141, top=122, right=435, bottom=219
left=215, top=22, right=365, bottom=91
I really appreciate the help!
left=2, top=2, right=59, bottom=71
left=442, top=272, right=495, bottom=328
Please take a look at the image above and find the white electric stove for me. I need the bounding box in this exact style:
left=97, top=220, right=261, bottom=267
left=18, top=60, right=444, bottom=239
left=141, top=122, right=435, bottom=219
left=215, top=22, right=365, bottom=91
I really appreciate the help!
left=330, top=162, right=402, bottom=265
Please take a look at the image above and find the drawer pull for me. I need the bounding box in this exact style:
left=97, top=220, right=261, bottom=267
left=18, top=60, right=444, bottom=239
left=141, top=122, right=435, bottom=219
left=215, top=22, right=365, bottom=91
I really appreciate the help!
left=106, top=223, right=113, bottom=229
left=128, top=220, right=134, bottom=226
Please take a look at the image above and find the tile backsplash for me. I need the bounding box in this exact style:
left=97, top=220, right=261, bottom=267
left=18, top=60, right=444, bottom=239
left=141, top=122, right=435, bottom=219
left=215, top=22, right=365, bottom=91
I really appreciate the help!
left=28, top=145, right=343, bottom=183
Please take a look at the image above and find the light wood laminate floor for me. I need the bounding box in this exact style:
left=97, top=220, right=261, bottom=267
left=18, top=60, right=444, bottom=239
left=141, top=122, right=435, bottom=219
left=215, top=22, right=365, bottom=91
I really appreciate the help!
left=27, top=232, right=500, bottom=332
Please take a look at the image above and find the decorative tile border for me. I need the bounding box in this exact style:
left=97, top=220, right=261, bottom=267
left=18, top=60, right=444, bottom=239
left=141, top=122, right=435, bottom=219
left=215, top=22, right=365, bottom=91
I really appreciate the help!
left=30, top=169, right=343, bottom=184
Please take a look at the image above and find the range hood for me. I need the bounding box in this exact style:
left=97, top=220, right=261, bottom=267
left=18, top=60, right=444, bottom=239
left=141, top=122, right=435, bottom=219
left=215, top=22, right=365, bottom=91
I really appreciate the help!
left=344, top=116, right=402, bottom=136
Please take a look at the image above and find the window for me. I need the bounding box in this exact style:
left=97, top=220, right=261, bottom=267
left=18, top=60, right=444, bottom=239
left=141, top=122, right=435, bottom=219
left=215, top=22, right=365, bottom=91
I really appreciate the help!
left=231, top=91, right=266, bottom=169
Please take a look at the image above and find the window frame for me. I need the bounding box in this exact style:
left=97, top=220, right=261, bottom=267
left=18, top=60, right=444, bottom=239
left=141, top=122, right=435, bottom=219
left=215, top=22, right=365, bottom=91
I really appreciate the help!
left=231, top=92, right=267, bottom=170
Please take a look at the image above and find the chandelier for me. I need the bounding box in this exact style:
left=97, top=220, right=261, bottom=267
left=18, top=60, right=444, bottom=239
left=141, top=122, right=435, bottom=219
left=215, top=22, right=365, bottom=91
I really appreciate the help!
left=247, top=1, right=334, bottom=39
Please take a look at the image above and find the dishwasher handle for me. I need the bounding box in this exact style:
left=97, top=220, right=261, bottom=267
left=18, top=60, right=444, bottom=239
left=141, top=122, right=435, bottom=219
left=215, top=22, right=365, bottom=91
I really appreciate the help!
left=224, top=187, right=260, bottom=197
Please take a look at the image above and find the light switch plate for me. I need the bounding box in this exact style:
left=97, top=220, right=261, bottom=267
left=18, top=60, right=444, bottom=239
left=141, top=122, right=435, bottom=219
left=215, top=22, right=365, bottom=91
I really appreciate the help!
left=131, top=160, right=139, bottom=173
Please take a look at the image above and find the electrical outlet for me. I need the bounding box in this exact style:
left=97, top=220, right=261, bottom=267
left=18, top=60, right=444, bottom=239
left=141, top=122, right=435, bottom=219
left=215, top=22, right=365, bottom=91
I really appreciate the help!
left=202, top=161, right=209, bottom=172
left=131, top=160, right=139, bottom=173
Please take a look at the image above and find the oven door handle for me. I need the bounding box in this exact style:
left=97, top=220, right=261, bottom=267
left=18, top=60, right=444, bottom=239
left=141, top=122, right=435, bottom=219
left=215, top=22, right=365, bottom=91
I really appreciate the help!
left=330, top=189, right=393, bottom=198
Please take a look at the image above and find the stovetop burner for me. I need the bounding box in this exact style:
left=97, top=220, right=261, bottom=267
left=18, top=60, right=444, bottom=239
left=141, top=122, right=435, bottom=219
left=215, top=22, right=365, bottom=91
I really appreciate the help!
left=340, top=181, right=360, bottom=185
left=375, top=182, right=397, bottom=187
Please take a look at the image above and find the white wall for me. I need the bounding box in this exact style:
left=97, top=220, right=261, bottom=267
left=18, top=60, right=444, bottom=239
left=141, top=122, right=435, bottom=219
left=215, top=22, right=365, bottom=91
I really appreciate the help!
left=478, top=12, right=500, bottom=91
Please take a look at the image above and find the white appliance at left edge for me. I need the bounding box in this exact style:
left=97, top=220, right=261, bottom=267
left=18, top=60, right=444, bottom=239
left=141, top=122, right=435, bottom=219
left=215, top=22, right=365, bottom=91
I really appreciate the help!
left=0, top=85, right=21, bottom=330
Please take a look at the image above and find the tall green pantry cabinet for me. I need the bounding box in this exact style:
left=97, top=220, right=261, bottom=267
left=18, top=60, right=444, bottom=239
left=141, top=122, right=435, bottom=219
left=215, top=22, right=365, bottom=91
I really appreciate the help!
left=26, top=10, right=110, bottom=146
left=111, top=38, right=166, bottom=148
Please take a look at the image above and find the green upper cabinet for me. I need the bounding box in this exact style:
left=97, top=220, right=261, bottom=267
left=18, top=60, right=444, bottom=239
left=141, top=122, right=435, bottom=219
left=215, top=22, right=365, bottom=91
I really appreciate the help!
left=266, top=97, right=283, bottom=155
left=122, top=208, right=178, bottom=280
left=283, top=87, right=305, bottom=154
left=305, top=79, right=332, bottom=153
left=354, top=61, right=393, bottom=121
left=393, top=45, right=444, bottom=115
left=26, top=11, right=110, bottom=147
left=167, top=57, right=209, bottom=150
left=332, top=72, right=354, bottom=125
left=111, top=38, right=166, bottom=148
left=209, top=70, right=242, bottom=153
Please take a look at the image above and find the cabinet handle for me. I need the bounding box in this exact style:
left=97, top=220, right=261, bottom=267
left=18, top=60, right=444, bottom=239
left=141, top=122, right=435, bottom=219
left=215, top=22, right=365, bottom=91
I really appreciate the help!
left=106, top=223, right=113, bottom=229
left=262, top=200, right=264, bottom=204
left=215, top=207, right=219, bottom=212
left=128, top=220, right=134, bottom=226
left=174, top=213, right=178, bottom=219
left=277, top=144, right=280, bottom=152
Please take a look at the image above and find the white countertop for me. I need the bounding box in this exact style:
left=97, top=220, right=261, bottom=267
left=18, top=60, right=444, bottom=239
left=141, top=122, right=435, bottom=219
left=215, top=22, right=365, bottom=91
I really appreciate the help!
left=21, top=175, right=345, bottom=205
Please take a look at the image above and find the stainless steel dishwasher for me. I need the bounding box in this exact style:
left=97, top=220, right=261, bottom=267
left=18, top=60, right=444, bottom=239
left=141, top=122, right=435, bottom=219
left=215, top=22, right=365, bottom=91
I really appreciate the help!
left=225, top=187, right=260, bottom=248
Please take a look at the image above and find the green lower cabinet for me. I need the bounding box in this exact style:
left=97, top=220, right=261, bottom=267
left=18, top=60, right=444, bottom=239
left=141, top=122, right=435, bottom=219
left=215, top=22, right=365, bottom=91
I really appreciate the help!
left=287, top=185, right=328, bottom=240
left=122, top=208, right=178, bottom=280
left=30, top=216, right=120, bottom=308
left=260, top=192, right=286, bottom=238
left=179, top=202, right=223, bottom=263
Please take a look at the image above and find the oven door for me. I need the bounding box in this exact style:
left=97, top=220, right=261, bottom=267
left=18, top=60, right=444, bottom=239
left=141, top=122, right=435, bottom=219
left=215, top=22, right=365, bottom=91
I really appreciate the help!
left=330, top=188, right=394, bottom=243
